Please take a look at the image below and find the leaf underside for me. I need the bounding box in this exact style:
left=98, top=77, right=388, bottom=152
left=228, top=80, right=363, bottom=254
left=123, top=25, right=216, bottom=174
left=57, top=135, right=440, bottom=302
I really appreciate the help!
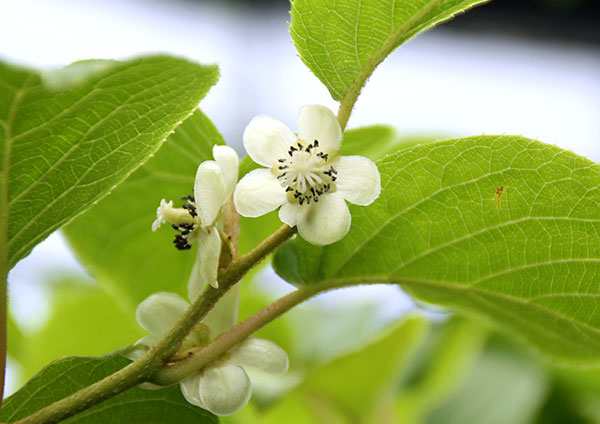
left=290, top=0, right=488, bottom=101
left=274, top=135, right=600, bottom=363
left=0, top=56, right=219, bottom=268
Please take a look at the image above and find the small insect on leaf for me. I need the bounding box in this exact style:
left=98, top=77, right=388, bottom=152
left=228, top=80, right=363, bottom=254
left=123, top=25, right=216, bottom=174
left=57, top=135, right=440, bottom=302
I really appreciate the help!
left=495, top=186, right=505, bottom=208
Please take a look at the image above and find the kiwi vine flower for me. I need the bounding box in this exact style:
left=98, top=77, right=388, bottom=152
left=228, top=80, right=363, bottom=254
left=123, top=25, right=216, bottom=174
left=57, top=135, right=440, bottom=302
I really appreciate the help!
left=151, top=145, right=239, bottom=290
left=132, top=289, right=288, bottom=416
left=234, top=105, right=381, bottom=245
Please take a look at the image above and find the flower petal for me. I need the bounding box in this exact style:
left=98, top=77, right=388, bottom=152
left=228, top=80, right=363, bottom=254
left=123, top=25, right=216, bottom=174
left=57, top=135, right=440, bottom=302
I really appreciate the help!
left=228, top=338, right=289, bottom=374
left=197, top=364, right=251, bottom=416
left=188, top=228, right=222, bottom=301
left=334, top=155, right=381, bottom=206
left=243, top=115, right=296, bottom=167
left=278, top=202, right=300, bottom=227
left=203, top=285, right=239, bottom=337
left=136, top=292, right=188, bottom=338
left=124, top=340, right=150, bottom=360
left=233, top=169, right=287, bottom=217
left=180, top=374, right=206, bottom=409
left=298, top=105, right=341, bottom=155
left=212, top=145, right=239, bottom=198
left=297, top=193, right=351, bottom=245
left=194, top=160, right=226, bottom=227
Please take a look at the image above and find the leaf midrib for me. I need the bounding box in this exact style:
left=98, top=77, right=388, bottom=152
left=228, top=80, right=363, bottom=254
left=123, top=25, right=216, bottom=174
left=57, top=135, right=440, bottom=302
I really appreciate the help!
left=1, top=75, right=33, bottom=275
left=337, top=0, right=443, bottom=102
left=6, top=71, right=188, bottom=263
left=8, top=69, right=180, bottom=209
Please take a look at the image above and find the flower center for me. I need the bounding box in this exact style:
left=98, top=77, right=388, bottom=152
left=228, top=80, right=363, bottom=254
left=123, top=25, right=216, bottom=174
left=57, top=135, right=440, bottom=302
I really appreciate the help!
left=275, top=140, right=337, bottom=205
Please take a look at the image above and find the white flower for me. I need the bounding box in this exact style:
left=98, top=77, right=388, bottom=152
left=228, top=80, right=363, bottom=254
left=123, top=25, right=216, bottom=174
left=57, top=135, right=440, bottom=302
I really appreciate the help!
left=151, top=145, right=239, bottom=290
left=234, top=105, right=381, bottom=245
left=133, top=290, right=288, bottom=416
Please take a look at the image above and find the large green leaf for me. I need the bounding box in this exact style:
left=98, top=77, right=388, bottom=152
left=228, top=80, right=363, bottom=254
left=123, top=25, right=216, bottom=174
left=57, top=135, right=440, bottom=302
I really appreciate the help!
left=274, top=136, right=600, bottom=363
left=427, top=348, right=548, bottom=424
left=263, top=315, right=428, bottom=422
left=65, top=110, right=222, bottom=305
left=0, top=56, right=219, bottom=269
left=17, top=279, right=143, bottom=381
left=396, top=318, right=487, bottom=423
left=290, top=0, right=488, bottom=101
left=0, top=356, right=217, bottom=423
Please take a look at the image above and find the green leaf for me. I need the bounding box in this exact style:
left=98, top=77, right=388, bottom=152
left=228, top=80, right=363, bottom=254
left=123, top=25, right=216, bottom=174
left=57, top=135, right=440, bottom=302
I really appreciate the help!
left=7, top=311, right=23, bottom=360
left=16, top=279, right=143, bottom=381
left=0, top=55, right=219, bottom=269
left=340, top=125, right=441, bottom=159
left=396, top=318, right=488, bottom=423
left=0, top=356, right=217, bottom=423
left=65, top=109, right=223, bottom=304
left=273, top=136, right=600, bottom=363
left=290, top=0, right=488, bottom=101
left=427, top=348, right=548, bottom=424
left=265, top=315, right=428, bottom=422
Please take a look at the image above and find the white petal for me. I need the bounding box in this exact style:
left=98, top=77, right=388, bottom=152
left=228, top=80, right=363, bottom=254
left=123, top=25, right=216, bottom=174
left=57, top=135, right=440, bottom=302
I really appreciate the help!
left=124, top=341, right=150, bottom=361
left=197, top=364, right=251, bottom=416
left=180, top=374, right=206, bottom=409
left=334, top=155, right=381, bottom=206
left=194, top=161, right=226, bottom=227
left=228, top=338, right=289, bottom=374
left=136, top=293, right=188, bottom=338
left=188, top=228, right=222, bottom=301
left=243, top=115, right=296, bottom=167
left=152, top=199, right=172, bottom=231
left=278, top=202, right=300, bottom=227
left=233, top=169, right=287, bottom=217
left=298, top=105, right=341, bottom=155
left=151, top=217, right=162, bottom=232
left=203, top=285, right=239, bottom=337
left=212, top=145, right=239, bottom=198
left=297, top=193, right=351, bottom=245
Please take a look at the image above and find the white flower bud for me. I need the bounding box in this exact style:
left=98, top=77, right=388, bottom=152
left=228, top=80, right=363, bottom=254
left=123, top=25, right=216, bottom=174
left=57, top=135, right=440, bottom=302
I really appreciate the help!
left=181, top=364, right=251, bottom=416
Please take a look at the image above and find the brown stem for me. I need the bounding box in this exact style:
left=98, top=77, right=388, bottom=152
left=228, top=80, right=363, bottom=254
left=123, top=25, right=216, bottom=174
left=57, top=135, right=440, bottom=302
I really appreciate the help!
left=15, top=225, right=295, bottom=424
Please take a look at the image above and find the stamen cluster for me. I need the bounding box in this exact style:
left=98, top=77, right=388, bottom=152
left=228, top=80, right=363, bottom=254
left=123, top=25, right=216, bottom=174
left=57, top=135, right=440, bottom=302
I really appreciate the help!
left=276, top=140, right=338, bottom=205
left=172, top=195, right=198, bottom=250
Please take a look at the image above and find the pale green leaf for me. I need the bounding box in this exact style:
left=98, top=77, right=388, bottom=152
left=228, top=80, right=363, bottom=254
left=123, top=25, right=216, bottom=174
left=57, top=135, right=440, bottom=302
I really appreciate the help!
left=396, top=318, right=488, bottom=423
left=290, top=0, right=488, bottom=101
left=264, top=315, right=428, bottom=422
left=65, top=110, right=222, bottom=304
left=0, top=356, right=218, bottom=423
left=0, top=56, right=219, bottom=269
left=427, top=348, right=548, bottom=424
left=273, top=136, right=600, bottom=363
left=339, top=125, right=441, bottom=159
left=7, top=311, right=23, bottom=360
left=16, top=279, right=143, bottom=381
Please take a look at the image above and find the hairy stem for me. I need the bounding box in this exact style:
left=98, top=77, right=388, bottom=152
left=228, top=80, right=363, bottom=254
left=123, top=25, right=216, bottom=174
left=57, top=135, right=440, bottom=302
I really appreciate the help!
left=153, top=280, right=350, bottom=385
left=15, top=224, right=296, bottom=424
